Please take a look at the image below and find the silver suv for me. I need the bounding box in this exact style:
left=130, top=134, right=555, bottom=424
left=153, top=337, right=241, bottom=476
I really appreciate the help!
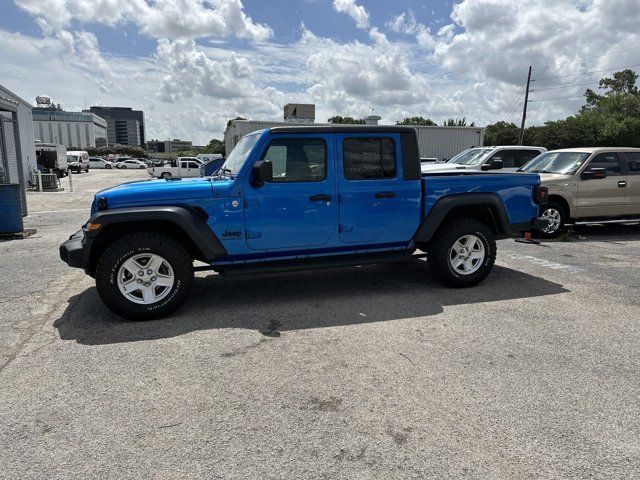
left=421, top=145, right=546, bottom=173
left=520, top=147, right=640, bottom=237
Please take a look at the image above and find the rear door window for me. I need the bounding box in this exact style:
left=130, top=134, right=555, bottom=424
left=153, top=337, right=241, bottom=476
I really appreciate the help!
left=343, top=138, right=396, bottom=180
left=588, top=153, right=622, bottom=175
left=624, top=152, right=640, bottom=174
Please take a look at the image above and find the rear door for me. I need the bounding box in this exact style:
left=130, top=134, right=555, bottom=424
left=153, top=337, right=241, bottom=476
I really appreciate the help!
left=622, top=152, right=640, bottom=215
left=243, top=134, right=337, bottom=250
left=336, top=134, right=403, bottom=243
left=576, top=152, right=627, bottom=217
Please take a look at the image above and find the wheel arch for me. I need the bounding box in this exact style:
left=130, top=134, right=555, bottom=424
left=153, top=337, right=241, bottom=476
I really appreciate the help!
left=546, top=194, right=571, bottom=219
left=414, top=193, right=509, bottom=246
left=83, top=206, right=227, bottom=274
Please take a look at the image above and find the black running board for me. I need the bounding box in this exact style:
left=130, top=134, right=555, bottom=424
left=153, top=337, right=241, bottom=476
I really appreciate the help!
left=215, top=251, right=425, bottom=276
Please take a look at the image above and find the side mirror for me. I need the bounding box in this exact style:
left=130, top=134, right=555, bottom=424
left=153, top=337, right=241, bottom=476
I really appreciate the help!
left=581, top=167, right=607, bottom=180
left=481, top=158, right=503, bottom=171
left=252, top=160, right=273, bottom=186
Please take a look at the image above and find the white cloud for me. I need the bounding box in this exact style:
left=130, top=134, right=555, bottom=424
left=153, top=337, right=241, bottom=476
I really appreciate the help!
left=14, top=0, right=272, bottom=41
left=385, top=10, right=435, bottom=49
left=332, top=0, right=370, bottom=29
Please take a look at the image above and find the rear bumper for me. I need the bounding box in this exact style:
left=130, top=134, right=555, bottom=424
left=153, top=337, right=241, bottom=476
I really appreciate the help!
left=59, top=230, right=85, bottom=269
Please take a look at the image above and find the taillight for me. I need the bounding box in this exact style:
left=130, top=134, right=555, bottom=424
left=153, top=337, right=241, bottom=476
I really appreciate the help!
left=535, top=186, right=548, bottom=205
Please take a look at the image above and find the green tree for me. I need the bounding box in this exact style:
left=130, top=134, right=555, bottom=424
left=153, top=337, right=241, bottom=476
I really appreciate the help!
left=226, top=116, right=247, bottom=130
left=327, top=115, right=365, bottom=124
left=443, top=117, right=475, bottom=127
left=396, top=116, right=436, bottom=126
left=483, top=121, right=520, bottom=145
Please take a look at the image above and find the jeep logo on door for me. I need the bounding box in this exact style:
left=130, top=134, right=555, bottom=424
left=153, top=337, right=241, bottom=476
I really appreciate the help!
left=222, top=230, right=242, bottom=239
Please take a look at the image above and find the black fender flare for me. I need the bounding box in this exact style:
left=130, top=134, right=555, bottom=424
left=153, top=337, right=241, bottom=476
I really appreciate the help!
left=84, top=206, right=227, bottom=266
left=414, top=193, right=510, bottom=244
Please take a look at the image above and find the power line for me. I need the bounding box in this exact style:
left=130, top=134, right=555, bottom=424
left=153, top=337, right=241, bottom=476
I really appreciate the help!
left=501, top=87, right=524, bottom=120
left=530, top=81, right=596, bottom=92
left=528, top=95, right=584, bottom=102
left=532, top=62, right=640, bottom=82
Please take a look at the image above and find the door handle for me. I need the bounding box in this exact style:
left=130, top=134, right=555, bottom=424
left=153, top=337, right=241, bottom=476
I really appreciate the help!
left=618, top=181, right=627, bottom=187
left=375, top=191, right=396, bottom=199
left=309, top=194, right=331, bottom=202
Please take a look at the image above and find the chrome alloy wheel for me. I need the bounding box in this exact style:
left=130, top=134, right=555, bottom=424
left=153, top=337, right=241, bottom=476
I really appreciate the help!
left=449, top=234, right=485, bottom=275
left=542, top=208, right=562, bottom=234
left=117, top=253, right=175, bottom=305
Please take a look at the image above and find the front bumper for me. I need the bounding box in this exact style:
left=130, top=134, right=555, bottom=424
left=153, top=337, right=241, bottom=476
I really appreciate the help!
left=59, top=229, right=85, bottom=268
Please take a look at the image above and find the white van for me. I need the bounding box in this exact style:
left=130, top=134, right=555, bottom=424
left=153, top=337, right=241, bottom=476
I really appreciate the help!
left=67, top=150, right=90, bottom=173
left=421, top=146, right=547, bottom=173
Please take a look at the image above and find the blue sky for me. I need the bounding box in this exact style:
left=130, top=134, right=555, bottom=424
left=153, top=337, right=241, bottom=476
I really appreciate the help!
left=0, top=0, right=639, bottom=143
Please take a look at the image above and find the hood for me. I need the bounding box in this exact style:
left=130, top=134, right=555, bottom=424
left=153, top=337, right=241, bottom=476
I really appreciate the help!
left=421, top=162, right=470, bottom=173
left=94, top=177, right=235, bottom=208
left=538, top=173, right=575, bottom=185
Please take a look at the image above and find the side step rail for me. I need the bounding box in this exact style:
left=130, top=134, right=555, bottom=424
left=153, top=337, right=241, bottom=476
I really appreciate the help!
left=570, top=218, right=640, bottom=226
left=215, top=251, right=427, bottom=276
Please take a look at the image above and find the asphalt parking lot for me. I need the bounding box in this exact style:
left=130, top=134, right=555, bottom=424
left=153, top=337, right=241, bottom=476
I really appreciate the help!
left=1, top=170, right=640, bottom=479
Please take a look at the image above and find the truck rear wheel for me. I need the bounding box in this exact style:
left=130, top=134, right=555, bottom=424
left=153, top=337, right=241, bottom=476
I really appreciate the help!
left=95, top=232, right=194, bottom=320
left=161, top=172, right=172, bottom=179
left=427, top=218, right=496, bottom=287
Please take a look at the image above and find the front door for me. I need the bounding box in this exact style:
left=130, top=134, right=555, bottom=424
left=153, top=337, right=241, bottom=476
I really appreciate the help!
left=336, top=134, right=403, bottom=243
left=576, top=152, right=628, bottom=217
left=244, top=135, right=337, bottom=251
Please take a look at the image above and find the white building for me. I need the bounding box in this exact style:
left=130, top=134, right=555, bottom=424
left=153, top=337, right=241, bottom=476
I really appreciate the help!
left=32, top=102, right=108, bottom=148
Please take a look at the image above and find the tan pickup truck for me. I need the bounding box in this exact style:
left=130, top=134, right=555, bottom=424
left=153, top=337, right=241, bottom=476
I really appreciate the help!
left=520, top=147, right=640, bottom=237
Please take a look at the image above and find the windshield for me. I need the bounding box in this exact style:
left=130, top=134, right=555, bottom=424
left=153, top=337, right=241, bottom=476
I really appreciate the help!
left=219, top=133, right=260, bottom=175
left=520, top=152, right=590, bottom=175
left=447, top=148, right=493, bottom=166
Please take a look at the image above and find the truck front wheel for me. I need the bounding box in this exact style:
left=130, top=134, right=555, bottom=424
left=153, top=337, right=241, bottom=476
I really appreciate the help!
left=95, top=232, right=194, bottom=320
left=427, top=218, right=496, bottom=287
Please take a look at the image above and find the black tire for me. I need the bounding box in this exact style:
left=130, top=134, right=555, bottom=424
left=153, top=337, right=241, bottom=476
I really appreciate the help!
left=427, top=218, right=497, bottom=288
left=105, top=164, right=112, bottom=169
left=95, top=232, right=194, bottom=320
left=161, top=172, right=172, bottom=179
left=121, top=165, right=127, bottom=169
left=539, top=201, right=566, bottom=238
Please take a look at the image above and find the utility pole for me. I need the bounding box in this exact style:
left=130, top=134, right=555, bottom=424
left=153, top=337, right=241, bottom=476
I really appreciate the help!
left=519, top=65, right=532, bottom=145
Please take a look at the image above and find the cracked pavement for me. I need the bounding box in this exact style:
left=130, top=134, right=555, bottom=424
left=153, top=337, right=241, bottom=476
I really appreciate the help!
left=1, top=170, right=640, bottom=479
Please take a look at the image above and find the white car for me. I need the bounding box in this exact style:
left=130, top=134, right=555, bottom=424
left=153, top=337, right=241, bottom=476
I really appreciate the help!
left=148, top=158, right=203, bottom=179
left=421, top=146, right=547, bottom=173
left=116, top=159, right=148, bottom=169
left=88, top=157, right=115, bottom=169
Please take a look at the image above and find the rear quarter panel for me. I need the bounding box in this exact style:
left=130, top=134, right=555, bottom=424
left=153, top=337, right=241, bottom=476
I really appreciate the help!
left=423, top=173, right=540, bottom=225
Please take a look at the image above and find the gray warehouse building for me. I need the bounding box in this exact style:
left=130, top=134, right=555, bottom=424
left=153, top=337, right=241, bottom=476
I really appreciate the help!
left=88, top=106, right=145, bottom=147
left=0, top=84, right=36, bottom=215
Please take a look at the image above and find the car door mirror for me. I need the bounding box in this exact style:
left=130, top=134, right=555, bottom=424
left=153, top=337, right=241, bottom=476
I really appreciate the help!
left=481, top=158, right=503, bottom=171
left=581, top=167, right=607, bottom=180
left=252, top=160, right=273, bottom=186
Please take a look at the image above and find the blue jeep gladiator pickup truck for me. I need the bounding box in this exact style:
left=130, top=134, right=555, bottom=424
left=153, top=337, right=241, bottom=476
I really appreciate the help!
left=60, top=126, right=547, bottom=319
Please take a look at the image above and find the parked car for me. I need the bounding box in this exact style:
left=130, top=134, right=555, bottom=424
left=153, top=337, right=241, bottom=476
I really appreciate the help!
left=421, top=146, right=547, bottom=173
left=148, top=158, right=202, bottom=178
left=88, top=157, right=115, bottom=169
left=67, top=150, right=90, bottom=173
left=520, top=147, right=640, bottom=237
left=60, top=125, right=548, bottom=320
left=116, top=159, right=147, bottom=169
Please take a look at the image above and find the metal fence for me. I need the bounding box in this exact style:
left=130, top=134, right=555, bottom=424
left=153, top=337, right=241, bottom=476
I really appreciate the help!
left=0, top=112, right=27, bottom=214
